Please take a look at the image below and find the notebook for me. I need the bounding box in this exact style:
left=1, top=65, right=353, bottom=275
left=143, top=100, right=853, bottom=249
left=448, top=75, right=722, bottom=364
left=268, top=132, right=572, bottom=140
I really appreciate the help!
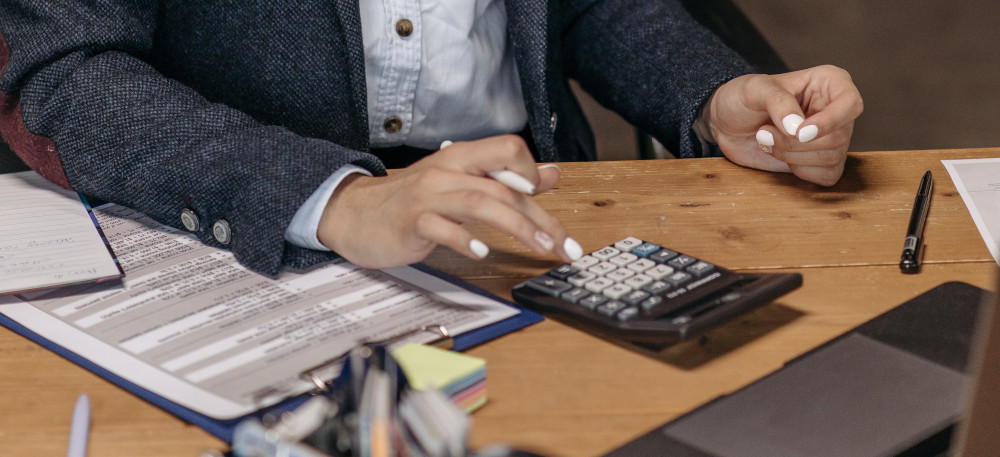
left=605, top=278, right=1000, bottom=457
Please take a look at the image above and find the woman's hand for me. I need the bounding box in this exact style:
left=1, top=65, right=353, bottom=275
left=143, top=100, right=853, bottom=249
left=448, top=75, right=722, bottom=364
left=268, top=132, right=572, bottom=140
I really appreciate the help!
left=697, top=65, right=864, bottom=186
left=315, top=134, right=580, bottom=269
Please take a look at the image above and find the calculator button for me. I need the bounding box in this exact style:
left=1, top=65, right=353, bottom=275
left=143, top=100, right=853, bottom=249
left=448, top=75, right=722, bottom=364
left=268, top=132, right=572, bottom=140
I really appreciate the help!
left=561, top=288, right=590, bottom=303
left=632, top=242, right=661, bottom=258
left=603, top=283, right=633, bottom=300
left=592, top=246, right=621, bottom=261
left=585, top=277, right=615, bottom=293
left=664, top=271, right=693, bottom=287
left=686, top=261, right=716, bottom=278
left=578, top=293, right=608, bottom=310
left=645, top=264, right=675, bottom=280
left=650, top=249, right=679, bottom=263
left=668, top=255, right=697, bottom=270
left=567, top=271, right=597, bottom=287
left=525, top=276, right=573, bottom=296
left=643, top=280, right=672, bottom=295
left=605, top=268, right=636, bottom=282
left=640, top=295, right=664, bottom=311
left=621, top=290, right=651, bottom=307
left=609, top=252, right=638, bottom=266
left=627, top=258, right=657, bottom=273
left=623, top=274, right=653, bottom=290
left=549, top=264, right=579, bottom=280
left=616, top=307, right=641, bottom=321
left=572, top=255, right=600, bottom=270
left=614, top=237, right=643, bottom=252
left=596, top=301, right=628, bottom=317
left=589, top=262, right=617, bottom=276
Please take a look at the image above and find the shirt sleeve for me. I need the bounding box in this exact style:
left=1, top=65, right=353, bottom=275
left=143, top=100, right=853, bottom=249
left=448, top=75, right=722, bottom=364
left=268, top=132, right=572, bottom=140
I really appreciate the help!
left=285, top=165, right=373, bottom=251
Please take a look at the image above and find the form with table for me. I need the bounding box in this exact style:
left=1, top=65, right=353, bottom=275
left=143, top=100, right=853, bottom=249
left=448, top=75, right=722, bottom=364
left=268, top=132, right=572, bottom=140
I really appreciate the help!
left=1, top=149, right=997, bottom=457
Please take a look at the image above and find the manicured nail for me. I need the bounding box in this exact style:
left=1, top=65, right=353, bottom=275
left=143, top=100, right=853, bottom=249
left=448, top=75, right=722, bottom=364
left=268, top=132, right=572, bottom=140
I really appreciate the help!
left=534, top=230, right=555, bottom=251
left=798, top=125, right=818, bottom=143
left=755, top=129, right=774, bottom=147
left=537, top=163, right=561, bottom=172
left=563, top=237, right=583, bottom=261
left=781, top=114, right=804, bottom=136
left=469, top=239, right=489, bottom=259
left=439, top=140, right=454, bottom=149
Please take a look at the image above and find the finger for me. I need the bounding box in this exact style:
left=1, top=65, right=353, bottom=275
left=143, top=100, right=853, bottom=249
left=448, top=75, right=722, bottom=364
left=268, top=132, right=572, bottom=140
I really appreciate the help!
left=744, top=75, right=808, bottom=139
left=535, top=163, right=561, bottom=193
left=447, top=135, right=542, bottom=189
left=430, top=185, right=580, bottom=262
left=788, top=160, right=846, bottom=187
left=412, top=212, right=491, bottom=260
left=795, top=94, right=863, bottom=145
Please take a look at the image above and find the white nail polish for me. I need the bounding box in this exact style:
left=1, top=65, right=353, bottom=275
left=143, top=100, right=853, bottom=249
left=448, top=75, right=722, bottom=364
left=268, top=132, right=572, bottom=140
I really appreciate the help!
left=755, top=129, right=775, bottom=147
left=439, top=140, right=453, bottom=149
left=469, top=239, right=489, bottom=259
left=563, top=237, right=583, bottom=261
left=534, top=230, right=555, bottom=251
left=537, top=163, right=561, bottom=171
left=798, top=125, right=819, bottom=143
left=781, top=114, right=804, bottom=136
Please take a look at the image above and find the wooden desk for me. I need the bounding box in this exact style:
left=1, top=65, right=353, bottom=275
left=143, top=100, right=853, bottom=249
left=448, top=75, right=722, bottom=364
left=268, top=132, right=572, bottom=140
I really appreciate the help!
left=1, top=149, right=997, bottom=457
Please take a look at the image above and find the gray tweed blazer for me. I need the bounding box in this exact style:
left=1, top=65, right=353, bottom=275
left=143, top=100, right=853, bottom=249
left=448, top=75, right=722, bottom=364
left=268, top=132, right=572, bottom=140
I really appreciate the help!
left=0, top=0, right=751, bottom=276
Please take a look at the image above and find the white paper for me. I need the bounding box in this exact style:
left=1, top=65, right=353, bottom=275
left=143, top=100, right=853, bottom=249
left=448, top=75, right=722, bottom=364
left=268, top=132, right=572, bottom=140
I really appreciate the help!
left=0, top=171, right=122, bottom=294
left=0, top=203, right=518, bottom=419
left=942, top=158, right=1000, bottom=264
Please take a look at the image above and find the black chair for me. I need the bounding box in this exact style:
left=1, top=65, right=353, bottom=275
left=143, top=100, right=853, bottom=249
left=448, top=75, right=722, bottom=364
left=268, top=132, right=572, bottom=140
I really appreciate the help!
left=637, top=0, right=788, bottom=159
left=1, top=138, right=30, bottom=173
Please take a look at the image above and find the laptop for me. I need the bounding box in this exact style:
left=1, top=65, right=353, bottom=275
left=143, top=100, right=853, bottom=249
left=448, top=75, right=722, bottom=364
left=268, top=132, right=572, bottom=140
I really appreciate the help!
left=604, top=277, right=1000, bottom=457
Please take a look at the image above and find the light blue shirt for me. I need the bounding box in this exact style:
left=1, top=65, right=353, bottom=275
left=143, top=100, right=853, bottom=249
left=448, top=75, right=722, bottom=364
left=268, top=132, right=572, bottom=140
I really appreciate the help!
left=285, top=0, right=527, bottom=251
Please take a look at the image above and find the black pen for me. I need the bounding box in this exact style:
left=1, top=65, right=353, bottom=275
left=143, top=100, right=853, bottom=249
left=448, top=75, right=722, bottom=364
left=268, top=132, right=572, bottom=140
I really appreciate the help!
left=900, top=170, right=933, bottom=273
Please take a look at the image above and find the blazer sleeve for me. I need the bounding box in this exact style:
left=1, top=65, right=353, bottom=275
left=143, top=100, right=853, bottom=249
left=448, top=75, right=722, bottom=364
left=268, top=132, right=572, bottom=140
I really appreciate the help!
left=0, top=1, right=383, bottom=277
left=559, top=0, right=755, bottom=158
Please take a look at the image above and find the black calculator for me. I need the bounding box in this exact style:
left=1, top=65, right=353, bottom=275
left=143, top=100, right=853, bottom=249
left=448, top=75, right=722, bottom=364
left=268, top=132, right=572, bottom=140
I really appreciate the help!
left=512, top=237, right=802, bottom=345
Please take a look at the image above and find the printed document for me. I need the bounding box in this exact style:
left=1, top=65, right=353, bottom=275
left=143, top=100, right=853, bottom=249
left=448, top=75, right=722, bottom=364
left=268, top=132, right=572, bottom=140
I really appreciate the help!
left=0, top=204, right=518, bottom=419
left=0, top=171, right=122, bottom=294
left=943, top=158, right=1000, bottom=264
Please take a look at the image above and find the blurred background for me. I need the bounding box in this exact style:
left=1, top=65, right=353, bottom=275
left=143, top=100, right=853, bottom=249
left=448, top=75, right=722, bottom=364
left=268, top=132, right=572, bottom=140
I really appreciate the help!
left=585, top=0, right=1000, bottom=160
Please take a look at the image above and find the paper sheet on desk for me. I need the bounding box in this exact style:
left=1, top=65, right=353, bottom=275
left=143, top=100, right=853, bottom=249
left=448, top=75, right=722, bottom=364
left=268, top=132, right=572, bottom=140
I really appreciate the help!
left=0, top=203, right=521, bottom=420
left=0, top=171, right=122, bottom=295
left=943, top=158, right=1000, bottom=264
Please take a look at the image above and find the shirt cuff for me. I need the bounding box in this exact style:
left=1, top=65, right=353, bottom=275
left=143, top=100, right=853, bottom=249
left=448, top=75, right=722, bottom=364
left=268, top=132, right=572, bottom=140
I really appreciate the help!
left=285, top=165, right=373, bottom=251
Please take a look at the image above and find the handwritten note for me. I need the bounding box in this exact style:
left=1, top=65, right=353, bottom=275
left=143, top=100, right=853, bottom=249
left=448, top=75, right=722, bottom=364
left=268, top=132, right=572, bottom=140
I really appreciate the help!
left=0, top=171, right=122, bottom=294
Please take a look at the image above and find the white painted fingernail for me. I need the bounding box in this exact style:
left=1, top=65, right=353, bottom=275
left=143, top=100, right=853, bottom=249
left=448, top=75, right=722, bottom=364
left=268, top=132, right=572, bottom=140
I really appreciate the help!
left=798, top=125, right=818, bottom=143
left=469, top=239, right=489, bottom=259
left=781, top=114, right=804, bottom=136
left=563, top=237, right=583, bottom=261
left=534, top=230, right=555, bottom=251
left=537, top=163, right=561, bottom=171
left=755, top=129, right=774, bottom=147
left=439, top=140, right=453, bottom=149
left=488, top=170, right=536, bottom=195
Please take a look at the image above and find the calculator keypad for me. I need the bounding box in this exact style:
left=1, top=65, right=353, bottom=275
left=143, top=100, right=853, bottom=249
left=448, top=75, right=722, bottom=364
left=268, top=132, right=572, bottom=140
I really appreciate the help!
left=521, top=238, right=731, bottom=320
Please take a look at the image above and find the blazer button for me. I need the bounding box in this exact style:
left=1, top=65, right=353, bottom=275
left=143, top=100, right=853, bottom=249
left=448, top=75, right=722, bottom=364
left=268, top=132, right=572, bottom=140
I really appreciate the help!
left=549, top=111, right=558, bottom=132
left=395, top=19, right=413, bottom=37
left=180, top=208, right=200, bottom=232
left=212, top=220, right=232, bottom=245
left=383, top=116, right=403, bottom=133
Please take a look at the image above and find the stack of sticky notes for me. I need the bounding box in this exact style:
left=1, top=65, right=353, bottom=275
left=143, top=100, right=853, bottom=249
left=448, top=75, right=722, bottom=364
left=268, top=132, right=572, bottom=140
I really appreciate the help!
left=392, top=343, right=487, bottom=413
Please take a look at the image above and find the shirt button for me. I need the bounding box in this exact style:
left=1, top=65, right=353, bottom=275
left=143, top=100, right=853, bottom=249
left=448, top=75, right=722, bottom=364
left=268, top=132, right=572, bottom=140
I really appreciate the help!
left=395, top=19, right=413, bottom=37
left=212, top=220, right=232, bottom=245
left=383, top=116, right=403, bottom=133
left=549, top=111, right=558, bottom=132
left=180, top=208, right=200, bottom=232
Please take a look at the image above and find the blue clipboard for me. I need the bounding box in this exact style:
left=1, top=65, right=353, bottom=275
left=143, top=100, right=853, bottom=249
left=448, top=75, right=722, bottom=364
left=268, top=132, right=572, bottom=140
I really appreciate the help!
left=0, top=262, right=542, bottom=443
